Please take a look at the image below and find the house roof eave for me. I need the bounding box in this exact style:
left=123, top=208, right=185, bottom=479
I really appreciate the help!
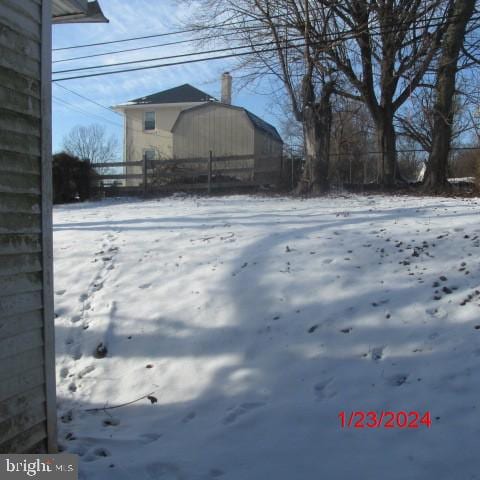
left=52, top=0, right=109, bottom=24
left=112, top=101, right=209, bottom=113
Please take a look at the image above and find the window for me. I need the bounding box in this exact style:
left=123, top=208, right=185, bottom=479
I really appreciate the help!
left=144, top=150, right=155, bottom=161
left=144, top=149, right=156, bottom=169
left=144, top=111, right=155, bottom=130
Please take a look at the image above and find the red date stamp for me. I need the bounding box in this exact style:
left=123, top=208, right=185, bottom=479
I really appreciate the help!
left=338, top=411, right=432, bottom=429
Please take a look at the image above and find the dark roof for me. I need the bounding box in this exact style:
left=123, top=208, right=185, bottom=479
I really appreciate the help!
left=245, top=110, right=282, bottom=143
left=172, top=102, right=283, bottom=143
left=129, top=84, right=215, bottom=105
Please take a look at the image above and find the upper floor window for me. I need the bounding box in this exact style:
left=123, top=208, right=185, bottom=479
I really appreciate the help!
left=144, top=111, right=156, bottom=131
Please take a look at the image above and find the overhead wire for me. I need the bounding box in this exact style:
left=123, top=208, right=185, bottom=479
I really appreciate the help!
left=53, top=35, right=306, bottom=74
left=53, top=96, right=124, bottom=128
left=53, top=85, right=171, bottom=138
left=53, top=33, right=242, bottom=64
left=52, top=13, right=479, bottom=81
left=53, top=10, right=469, bottom=52
left=52, top=13, right=290, bottom=51
left=55, top=83, right=122, bottom=116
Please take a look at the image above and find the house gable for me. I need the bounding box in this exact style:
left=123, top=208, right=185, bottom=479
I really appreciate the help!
left=171, top=102, right=282, bottom=144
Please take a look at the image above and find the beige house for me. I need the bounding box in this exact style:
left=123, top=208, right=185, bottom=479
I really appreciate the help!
left=113, top=84, right=215, bottom=185
left=114, top=74, right=283, bottom=186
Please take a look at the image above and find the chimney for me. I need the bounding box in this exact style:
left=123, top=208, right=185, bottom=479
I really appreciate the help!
left=221, top=72, right=232, bottom=105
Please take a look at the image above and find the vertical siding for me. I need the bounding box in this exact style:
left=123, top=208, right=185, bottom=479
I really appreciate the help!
left=172, top=104, right=256, bottom=179
left=253, top=129, right=283, bottom=184
left=172, top=104, right=283, bottom=183
left=173, top=104, right=254, bottom=159
left=0, top=0, right=52, bottom=453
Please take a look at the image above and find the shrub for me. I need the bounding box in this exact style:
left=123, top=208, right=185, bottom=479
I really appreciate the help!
left=52, top=152, right=98, bottom=204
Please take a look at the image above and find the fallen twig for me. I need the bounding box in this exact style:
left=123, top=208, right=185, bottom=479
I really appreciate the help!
left=84, top=391, right=157, bottom=413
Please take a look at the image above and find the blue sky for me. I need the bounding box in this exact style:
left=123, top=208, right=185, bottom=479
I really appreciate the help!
left=52, top=0, right=284, bottom=155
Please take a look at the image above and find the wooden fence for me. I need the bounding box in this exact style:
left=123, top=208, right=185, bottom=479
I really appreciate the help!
left=94, top=153, right=283, bottom=195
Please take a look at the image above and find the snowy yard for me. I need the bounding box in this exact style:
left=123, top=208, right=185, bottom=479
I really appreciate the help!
left=53, top=194, right=480, bottom=480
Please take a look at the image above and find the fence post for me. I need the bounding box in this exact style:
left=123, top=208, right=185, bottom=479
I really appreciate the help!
left=143, top=155, right=147, bottom=197
left=208, top=150, right=213, bottom=194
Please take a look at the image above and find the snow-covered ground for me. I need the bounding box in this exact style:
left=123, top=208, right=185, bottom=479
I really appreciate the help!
left=53, top=194, right=480, bottom=480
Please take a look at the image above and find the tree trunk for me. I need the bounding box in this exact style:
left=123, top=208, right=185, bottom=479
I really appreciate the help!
left=297, top=82, right=334, bottom=195
left=423, top=0, right=476, bottom=192
left=375, top=109, right=399, bottom=187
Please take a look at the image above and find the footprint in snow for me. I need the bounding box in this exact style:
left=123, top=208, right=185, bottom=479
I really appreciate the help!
left=59, top=367, right=69, bottom=378
left=56, top=290, right=66, bottom=296
left=426, top=307, right=448, bottom=320
left=313, top=378, right=337, bottom=400
left=322, top=258, right=334, bottom=264
left=139, top=433, right=162, bottom=444
left=60, top=410, right=73, bottom=424
left=371, top=346, right=384, bottom=361
left=78, top=365, right=95, bottom=378
left=182, top=411, right=196, bottom=423
left=387, top=374, right=408, bottom=387
left=139, top=283, right=151, bottom=289
left=146, top=462, right=183, bottom=479
left=102, top=417, right=120, bottom=427
left=222, top=402, right=265, bottom=425
left=210, top=468, right=225, bottom=478
left=71, top=348, right=82, bottom=361
left=83, top=447, right=111, bottom=462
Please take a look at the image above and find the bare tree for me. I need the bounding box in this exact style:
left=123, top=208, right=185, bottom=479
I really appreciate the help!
left=319, top=0, right=451, bottom=186
left=423, top=0, right=477, bottom=191
left=329, top=99, right=376, bottom=185
left=396, top=85, right=473, bottom=153
left=63, top=124, right=119, bottom=171
left=185, top=0, right=340, bottom=193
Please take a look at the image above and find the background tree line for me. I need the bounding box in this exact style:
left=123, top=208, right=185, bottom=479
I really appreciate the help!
left=186, top=0, right=479, bottom=193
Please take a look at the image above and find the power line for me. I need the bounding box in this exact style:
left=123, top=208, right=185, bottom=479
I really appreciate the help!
left=52, top=14, right=286, bottom=51
left=52, top=9, right=467, bottom=51
left=53, top=36, right=305, bottom=75
left=52, top=33, right=230, bottom=64
left=51, top=47, right=298, bottom=82
left=52, top=13, right=477, bottom=80
left=47, top=30, right=437, bottom=82
left=55, top=83, right=122, bottom=116
left=53, top=27, right=206, bottom=51
left=53, top=85, right=172, bottom=138
left=53, top=96, right=124, bottom=128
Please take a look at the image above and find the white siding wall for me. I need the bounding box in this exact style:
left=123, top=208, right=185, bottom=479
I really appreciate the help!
left=0, top=0, right=56, bottom=453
